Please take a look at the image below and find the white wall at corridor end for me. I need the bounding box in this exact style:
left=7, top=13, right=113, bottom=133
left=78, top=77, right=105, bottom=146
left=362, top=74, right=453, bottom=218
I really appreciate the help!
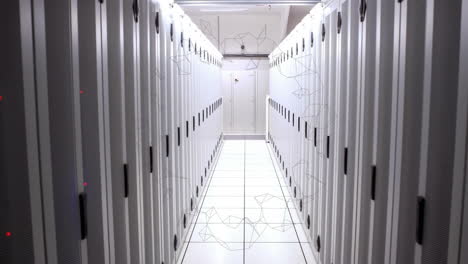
left=221, top=59, right=269, bottom=135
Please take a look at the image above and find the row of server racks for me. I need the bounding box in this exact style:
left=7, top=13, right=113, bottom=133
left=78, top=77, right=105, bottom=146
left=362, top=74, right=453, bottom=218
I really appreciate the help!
left=1, top=1, right=223, bottom=264
left=268, top=1, right=468, bottom=264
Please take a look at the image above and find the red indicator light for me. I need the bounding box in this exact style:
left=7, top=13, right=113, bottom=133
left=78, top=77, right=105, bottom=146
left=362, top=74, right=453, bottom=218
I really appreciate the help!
left=6, top=232, right=11, bottom=237
left=83, top=182, right=88, bottom=187
left=80, top=90, right=84, bottom=94
left=0, top=96, right=3, bottom=101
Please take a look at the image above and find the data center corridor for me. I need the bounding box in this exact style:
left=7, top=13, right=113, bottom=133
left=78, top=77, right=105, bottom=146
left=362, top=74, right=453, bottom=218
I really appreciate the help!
left=4, top=0, right=468, bottom=264
left=179, top=140, right=315, bottom=264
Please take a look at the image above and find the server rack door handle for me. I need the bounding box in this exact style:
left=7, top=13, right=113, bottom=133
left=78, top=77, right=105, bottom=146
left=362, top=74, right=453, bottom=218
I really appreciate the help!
left=180, top=32, right=184, bottom=47
left=166, top=135, right=169, bottom=157
left=338, top=12, right=342, bottom=34
left=359, top=0, right=367, bottom=22
left=311, top=32, right=314, bottom=47
left=186, top=121, right=189, bottom=138
left=173, top=234, right=178, bottom=251
left=155, top=12, right=159, bottom=34
left=98, top=0, right=104, bottom=3
left=298, top=117, right=301, bottom=132
left=177, top=127, right=181, bottom=146
left=79, top=193, right=88, bottom=240
left=149, top=146, right=153, bottom=173
left=371, top=165, right=376, bottom=200
left=305, top=122, right=308, bottom=139
left=416, top=196, right=425, bottom=245
left=132, top=0, right=139, bottom=23
left=314, top=127, right=317, bottom=147
left=344, top=147, right=348, bottom=175
left=326, top=136, right=330, bottom=158
left=124, top=164, right=129, bottom=197
left=316, top=235, right=321, bottom=252
left=170, top=23, right=173, bottom=42
left=322, top=24, right=326, bottom=41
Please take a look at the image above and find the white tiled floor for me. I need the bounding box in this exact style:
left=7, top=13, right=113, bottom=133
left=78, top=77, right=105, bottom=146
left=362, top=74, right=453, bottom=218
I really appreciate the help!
left=179, top=140, right=316, bottom=264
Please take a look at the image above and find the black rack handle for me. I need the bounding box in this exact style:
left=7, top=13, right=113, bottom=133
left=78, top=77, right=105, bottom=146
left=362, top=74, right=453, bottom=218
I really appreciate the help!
left=155, top=12, right=160, bottom=34
left=338, top=12, right=343, bottom=34
left=359, top=0, right=367, bottom=22
left=79, top=193, right=88, bottom=240
left=132, top=0, right=139, bottom=23
left=416, top=196, right=426, bottom=245
left=322, top=23, right=326, bottom=42
left=124, top=164, right=129, bottom=197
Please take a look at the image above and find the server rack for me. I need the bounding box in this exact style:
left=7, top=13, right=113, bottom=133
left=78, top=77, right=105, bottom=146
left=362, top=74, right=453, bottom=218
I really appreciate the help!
left=2, top=1, right=223, bottom=264
left=268, top=1, right=467, bottom=264
left=449, top=2, right=468, bottom=264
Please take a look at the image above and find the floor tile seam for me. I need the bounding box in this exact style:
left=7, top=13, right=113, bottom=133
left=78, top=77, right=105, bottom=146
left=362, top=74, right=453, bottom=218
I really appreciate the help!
left=243, top=139, right=247, bottom=264
left=265, top=141, right=310, bottom=264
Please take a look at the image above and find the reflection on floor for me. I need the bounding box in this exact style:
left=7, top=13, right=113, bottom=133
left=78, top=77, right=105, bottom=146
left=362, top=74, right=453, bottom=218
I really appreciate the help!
left=179, top=140, right=316, bottom=264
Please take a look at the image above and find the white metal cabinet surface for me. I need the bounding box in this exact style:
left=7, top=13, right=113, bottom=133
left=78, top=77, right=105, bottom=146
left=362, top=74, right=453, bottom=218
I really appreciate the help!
left=2, top=1, right=223, bottom=264
left=268, top=1, right=467, bottom=264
